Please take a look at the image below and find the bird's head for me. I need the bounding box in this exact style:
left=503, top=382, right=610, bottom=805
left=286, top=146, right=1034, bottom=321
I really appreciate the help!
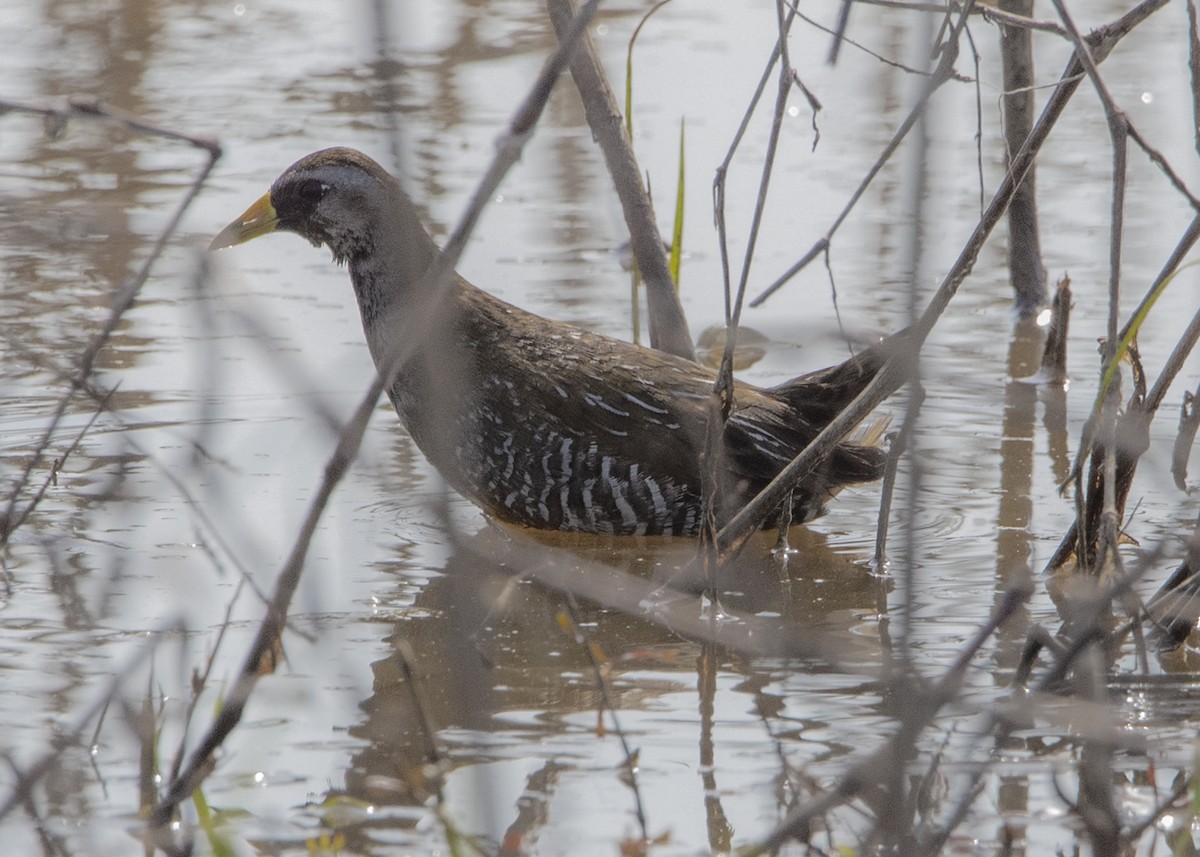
left=210, top=148, right=395, bottom=265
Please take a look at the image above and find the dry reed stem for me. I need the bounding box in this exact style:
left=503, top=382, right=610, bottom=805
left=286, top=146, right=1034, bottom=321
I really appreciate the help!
left=999, top=0, right=1048, bottom=314
left=545, top=0, right=694, bottom=361
left=1048, top=214, right=1200, bottom=574
left=1172, top=382, right=1200, bottom=491
left=872, top=384, right=925, bottom=570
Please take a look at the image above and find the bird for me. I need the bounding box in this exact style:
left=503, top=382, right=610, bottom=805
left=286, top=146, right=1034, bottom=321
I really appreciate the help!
left=210, top=147, right=902, bottom=537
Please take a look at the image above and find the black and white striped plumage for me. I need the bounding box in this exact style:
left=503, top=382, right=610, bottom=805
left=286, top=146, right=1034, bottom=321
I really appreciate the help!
left=212, top=148, right=899, bottom=536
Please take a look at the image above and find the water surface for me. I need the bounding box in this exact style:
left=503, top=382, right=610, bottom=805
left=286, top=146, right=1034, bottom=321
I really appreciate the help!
left=2, top=1, right=1199, bottom=854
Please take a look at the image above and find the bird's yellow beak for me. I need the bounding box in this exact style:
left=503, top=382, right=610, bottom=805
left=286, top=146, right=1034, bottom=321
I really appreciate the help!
left=209, top=192, right=278, bottom=251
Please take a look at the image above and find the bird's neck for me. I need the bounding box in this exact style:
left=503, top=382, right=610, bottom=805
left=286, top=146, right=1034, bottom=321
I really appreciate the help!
left=346, top=182, right=449, bottom=366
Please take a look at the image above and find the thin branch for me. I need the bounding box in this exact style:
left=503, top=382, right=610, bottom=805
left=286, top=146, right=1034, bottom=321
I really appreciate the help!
left=721, top=0, right=1171, bottom=559
left=751, top=0, right=974, bottom=307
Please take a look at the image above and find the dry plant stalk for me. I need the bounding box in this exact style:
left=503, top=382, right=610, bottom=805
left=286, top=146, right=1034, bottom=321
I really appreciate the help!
left=545, top=0, right=694, bottom=361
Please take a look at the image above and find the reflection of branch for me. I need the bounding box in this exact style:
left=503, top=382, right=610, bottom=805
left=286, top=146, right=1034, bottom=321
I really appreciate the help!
left=0, top=630, right=168, bottom=824
left=697, top=644, right=732, bottom=851
left=560, top=595, right=649, bottom=843
left=0, top=97, right=220, bottom=552
left=752, top=585, right=1030, bottom=853
left=393, top=641, right=445, bottom=801
left=497, top=761, right=564, bottom=857
left=928, top=546, right=1175, bottom=853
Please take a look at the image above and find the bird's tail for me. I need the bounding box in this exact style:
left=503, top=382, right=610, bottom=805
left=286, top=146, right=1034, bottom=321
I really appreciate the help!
left=828, top=423, right=890, bottom=485
left=770, top=325, right=912, bottom=430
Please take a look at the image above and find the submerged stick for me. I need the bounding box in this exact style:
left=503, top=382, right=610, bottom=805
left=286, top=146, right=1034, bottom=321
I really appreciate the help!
left=1040, top=275, right=1072, bottom=385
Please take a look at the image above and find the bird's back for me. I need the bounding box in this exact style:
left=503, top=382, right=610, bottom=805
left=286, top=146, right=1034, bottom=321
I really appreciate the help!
left=383, top=282, right=888, bottom=535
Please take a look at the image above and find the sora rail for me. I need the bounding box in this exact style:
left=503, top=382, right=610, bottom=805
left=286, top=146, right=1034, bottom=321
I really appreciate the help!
left=211, top=148, right=902, bottom=537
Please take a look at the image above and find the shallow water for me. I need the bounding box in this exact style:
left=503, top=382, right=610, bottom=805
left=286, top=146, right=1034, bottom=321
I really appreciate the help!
left=2, top=1, right=1200, bottom=854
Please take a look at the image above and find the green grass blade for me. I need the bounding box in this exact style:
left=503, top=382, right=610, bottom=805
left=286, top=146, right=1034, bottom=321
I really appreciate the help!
left=670, top=118, right=685, bottom=288
left=192, top=787, right=236, bottom=857
left=1095, top=260, right=1198, bottom=411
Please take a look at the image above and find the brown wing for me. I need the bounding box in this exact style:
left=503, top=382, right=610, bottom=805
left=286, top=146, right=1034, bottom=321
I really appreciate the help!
left=450, top=292, right=715, bottom=534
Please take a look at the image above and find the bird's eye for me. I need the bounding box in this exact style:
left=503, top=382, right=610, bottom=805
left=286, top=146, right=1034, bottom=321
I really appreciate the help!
left=296, top=179, right=327, bottom=205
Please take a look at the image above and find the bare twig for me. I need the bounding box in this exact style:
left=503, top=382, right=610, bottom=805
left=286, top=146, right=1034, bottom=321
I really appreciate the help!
left=721, top=0, right=1171, bottom=560
left=784, top=0, right=940, bottom=75
left=1040, top=275, right=1073, bottom=384
left=978, top=2, right=1068, bottom=35
left=712, top=39, right=781, bottom=323
left=724, top=1, right=799, bottom=366
left=751, top=1, right=974, bottom=307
